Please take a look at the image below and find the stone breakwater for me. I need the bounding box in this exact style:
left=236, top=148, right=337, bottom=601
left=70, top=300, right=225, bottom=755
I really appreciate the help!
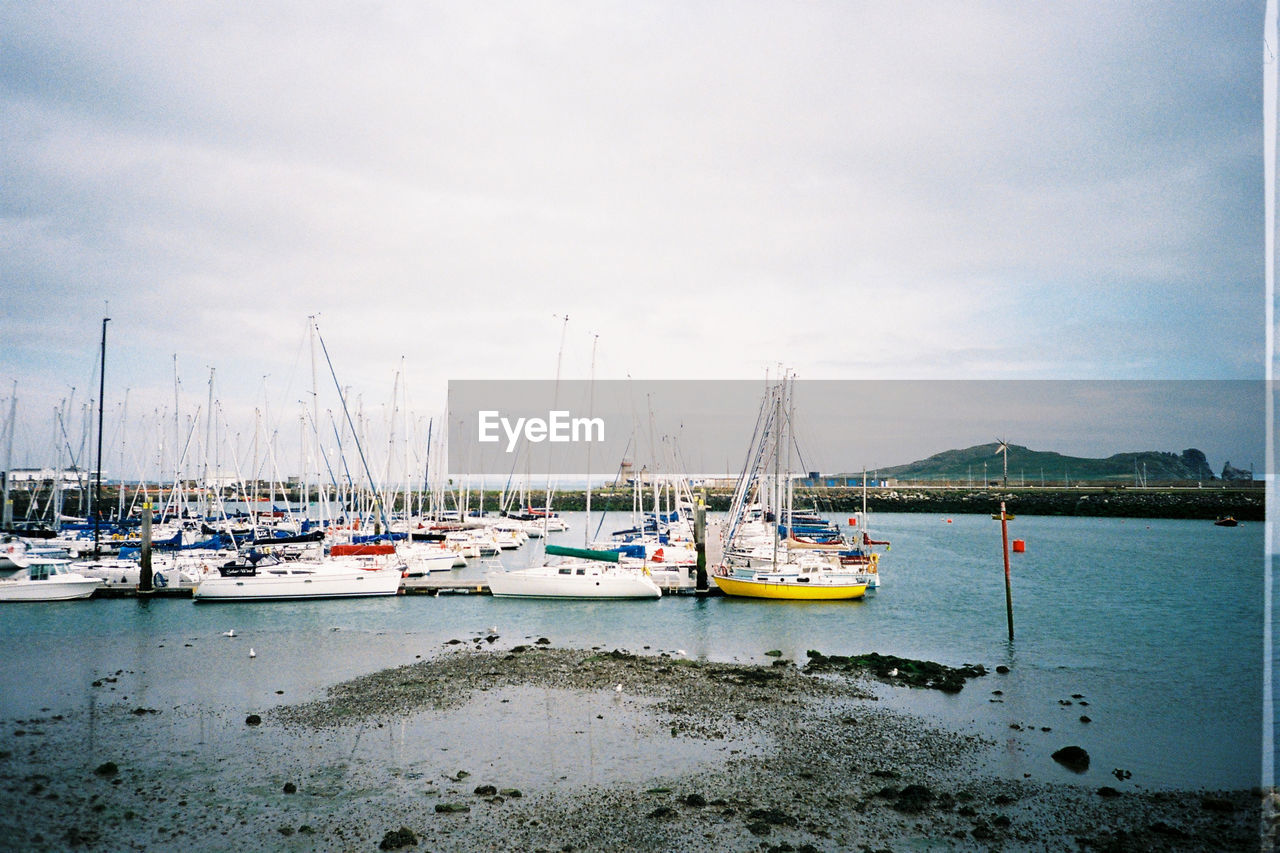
left=853, top=487, right=1265, bottom=520
left=548, top=486, right=1265, bottom=520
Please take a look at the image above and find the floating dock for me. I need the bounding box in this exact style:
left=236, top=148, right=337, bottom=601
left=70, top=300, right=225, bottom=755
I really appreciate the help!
left=89, top=573, right=713, bottom=598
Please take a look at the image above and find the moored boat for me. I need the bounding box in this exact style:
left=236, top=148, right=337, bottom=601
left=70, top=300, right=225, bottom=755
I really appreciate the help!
left=712, top=374, right=878, bottom=602
left=486, top=545, right=661, bottom=599
left=0, top=559, right=102, bottom=601
left=192, top=552, right=402, bottom=601
left=711, top=566, right=867, bottom=600
left=397, top=541, right=462, bottom=575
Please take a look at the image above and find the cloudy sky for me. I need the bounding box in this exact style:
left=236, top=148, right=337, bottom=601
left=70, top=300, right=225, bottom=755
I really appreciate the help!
left=0, top=2, right=1266, bottom=477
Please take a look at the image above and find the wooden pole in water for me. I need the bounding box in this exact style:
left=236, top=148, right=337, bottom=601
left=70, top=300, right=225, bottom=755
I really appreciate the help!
left=694, top=493, right=707, bottom=592
left=999, top=500, right=1013, bottom=640
left=139, top=501, right=153, bottom=594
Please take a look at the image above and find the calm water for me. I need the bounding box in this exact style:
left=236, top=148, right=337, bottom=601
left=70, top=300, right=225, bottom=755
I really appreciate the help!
left=0, top=512, right=1265, bottom=792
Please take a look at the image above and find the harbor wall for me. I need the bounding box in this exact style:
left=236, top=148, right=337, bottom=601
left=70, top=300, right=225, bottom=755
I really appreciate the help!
left=5, top=484, right=1264, bottom=523
left=546, top=486, right=1265, bottom=520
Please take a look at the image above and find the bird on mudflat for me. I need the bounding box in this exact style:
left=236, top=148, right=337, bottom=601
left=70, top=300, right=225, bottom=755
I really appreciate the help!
left=249, top=648, right=257, bottom=659
left=222, top=630, right=236, bottom=638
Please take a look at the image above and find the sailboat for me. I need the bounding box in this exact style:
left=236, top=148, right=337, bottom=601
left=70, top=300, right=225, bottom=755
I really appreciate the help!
left=192, top=550, right=402, bottom=601
left=487, top=543, right=661, bottom=599
left=712, top=375, right=867, bottom=601
left=485, top=323, right=660, bottom=600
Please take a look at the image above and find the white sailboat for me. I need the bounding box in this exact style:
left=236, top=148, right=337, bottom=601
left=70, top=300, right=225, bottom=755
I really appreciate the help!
left=397, top=541, right=462, bottom=576
left=192, top=552, right=402, bottom=601
left=486, top=325, right=660, bottom=600
left=486, top=551, right=661, bottom=599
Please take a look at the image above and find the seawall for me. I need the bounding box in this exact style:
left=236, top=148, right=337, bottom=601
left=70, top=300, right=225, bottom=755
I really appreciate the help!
left=545, top=486, right=1265, bottom=520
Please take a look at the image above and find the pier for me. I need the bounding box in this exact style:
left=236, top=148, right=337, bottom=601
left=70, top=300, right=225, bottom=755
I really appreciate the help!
left=88, top=572, right=710, bottom=598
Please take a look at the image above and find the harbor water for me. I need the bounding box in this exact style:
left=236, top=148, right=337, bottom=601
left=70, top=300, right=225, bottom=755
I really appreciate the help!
left=0, top=512, right=1265, bottom=794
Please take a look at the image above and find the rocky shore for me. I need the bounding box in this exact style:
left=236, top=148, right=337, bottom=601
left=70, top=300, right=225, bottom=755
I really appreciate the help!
left=1, top=642, right=1267, bottom=852
left=262, top=644, right=1263, bottom=852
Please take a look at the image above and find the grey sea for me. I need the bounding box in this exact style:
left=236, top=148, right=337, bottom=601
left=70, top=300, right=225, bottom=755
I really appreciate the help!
left=0, top=511, right=1266, bottom=822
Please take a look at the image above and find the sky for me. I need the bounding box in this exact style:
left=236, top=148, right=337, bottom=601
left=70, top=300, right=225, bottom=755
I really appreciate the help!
left=0, top=2, right=1268, bottom=480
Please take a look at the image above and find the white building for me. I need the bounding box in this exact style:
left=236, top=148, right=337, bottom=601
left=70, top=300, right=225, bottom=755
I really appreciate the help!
left=4, top=468, right=103, bottom=490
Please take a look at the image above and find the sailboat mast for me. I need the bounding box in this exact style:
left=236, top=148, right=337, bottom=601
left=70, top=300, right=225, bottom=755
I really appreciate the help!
left=422, top=418, right=433, bottom=518
left=771, top=379, right=781, bottom=569
left=172, top=354, right=181, bottom=516
left=309, top=317, right=323, bottom=523
left=204, top=368, right=214, bottom=517
left=402, top=358, right=411, bottom=525
left=786, top=374, right=795, bottom=560
left=584, top=332, right=598, bottom=548
left=93, top=316, right=109, bottom=557
left=314, top=321, right=391, bottom=532
left=2, top=380, right=16, bottom=529
left=543, top=314, right=569, bottom=540
left=299, top=414, right=308, bottom=520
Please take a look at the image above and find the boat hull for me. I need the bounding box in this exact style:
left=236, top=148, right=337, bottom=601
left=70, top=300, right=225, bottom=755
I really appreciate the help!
left=401, top=550, right=460, bottom=575
left=712, top=572, right=867, bottom=601
left=193, top=569, right=402, bottom=601
left=487, top=566, right=661, bottom=599
left=0, top=577, right=101, bottom=601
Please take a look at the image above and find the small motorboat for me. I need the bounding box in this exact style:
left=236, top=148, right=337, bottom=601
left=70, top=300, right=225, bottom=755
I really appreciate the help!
left=0, top=560, right=102, bottom=601
left=1213, top=517, right=1239, bottom=527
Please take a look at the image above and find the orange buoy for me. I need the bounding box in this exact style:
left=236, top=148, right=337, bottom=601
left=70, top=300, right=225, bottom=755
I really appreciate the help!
left=946, top=518, right=953, bottom=524
left=1012, top=539, right=1025, bottom=553
left=848, top=517, right=858, bottom=526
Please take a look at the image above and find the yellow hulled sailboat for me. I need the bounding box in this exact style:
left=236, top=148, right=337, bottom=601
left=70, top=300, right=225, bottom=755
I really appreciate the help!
left=712, top=566, right=867, bottom=600
left=711, top=373, right=876, bottom=601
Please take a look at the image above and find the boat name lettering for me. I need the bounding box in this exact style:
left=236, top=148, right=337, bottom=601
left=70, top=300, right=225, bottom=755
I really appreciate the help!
left=477, top=410, right=605, bottom=452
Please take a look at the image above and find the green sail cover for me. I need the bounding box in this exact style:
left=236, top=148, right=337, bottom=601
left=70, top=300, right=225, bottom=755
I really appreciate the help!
left=545, top=544, right=621, bottom=563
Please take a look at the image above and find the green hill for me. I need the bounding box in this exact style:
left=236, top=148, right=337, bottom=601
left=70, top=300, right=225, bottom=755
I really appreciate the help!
left=845, top=443, right=1218, bottom=485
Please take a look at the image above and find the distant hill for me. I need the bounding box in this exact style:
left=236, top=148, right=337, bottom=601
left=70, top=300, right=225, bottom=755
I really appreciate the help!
left=842, top=443, right=1220, bottom=485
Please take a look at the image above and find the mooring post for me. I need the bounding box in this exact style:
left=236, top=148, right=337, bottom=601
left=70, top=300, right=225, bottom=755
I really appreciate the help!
left=999, top=500, right=1013, bottom=640
left=139, top=502, right=154, bottom=594
left=694, top=493, right=708, bottom=592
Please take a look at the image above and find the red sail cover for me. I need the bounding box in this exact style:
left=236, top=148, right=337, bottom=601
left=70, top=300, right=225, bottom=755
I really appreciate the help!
left=330, top=543, right=396, bottom=556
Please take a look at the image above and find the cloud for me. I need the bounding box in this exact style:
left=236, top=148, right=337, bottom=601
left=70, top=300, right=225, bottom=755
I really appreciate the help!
left=0, top=2, right=1264, bottom=478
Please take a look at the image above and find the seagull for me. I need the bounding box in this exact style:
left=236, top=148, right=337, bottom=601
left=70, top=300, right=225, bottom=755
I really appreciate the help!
left=222, top=630, right=236, bottom=638
left=888, top=668, right=899, bottom=677
left=614, top=684, right=623, bottom=693
left=676, top=649, right=687, bottom=656
left=488, top=626, right=498, bottom=634
left=249, top=648, right=256, bottom=659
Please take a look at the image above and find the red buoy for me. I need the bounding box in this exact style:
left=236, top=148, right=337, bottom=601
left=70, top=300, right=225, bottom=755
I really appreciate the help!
left=1012, top=539, right=1025, bottom=553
